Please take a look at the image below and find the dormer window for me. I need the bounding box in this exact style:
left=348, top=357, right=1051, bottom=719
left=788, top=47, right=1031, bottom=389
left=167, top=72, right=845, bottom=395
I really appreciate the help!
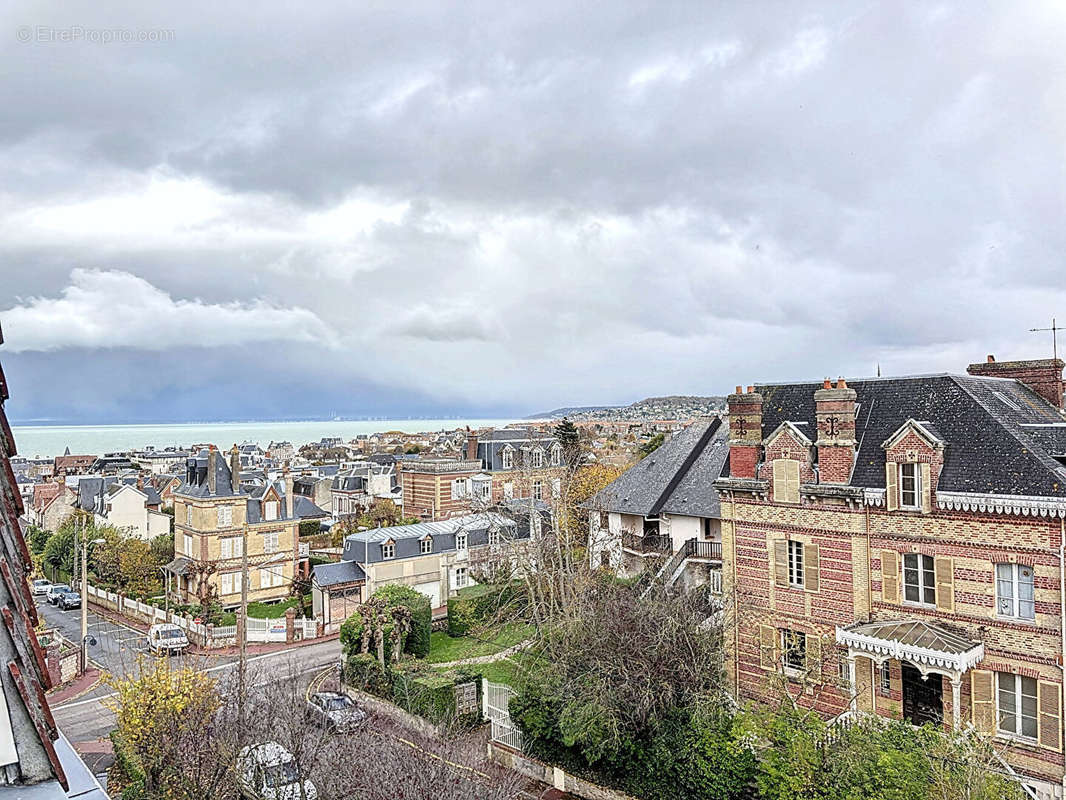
left=217, top=505, right=233, bottom=528
left=531, top=449, right=544, bottom=468
left=264, top=499, right=279, bottom=521
left=420, top=537, right=432, bottom=555
left=551, top=444, right=562, bottom=466
left=382, top=542, right=395, bottom=559
left=502, top=448, right=514, bottom=469
left=899, top=463, right=921, bottom=509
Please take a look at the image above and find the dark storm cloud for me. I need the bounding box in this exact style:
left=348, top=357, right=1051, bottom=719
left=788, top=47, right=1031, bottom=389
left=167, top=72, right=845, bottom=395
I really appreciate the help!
left=1, top=0, right=1066, bottom=421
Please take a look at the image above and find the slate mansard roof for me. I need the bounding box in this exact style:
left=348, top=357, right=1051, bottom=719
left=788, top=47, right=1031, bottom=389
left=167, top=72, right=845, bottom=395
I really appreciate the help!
left=756, top=374, right=1066, bottom=498
left=586, top=417, right=728, bottom=517
left=341, top=512, right=520, bottom=565
left=311, top=560, right=367, bottom=588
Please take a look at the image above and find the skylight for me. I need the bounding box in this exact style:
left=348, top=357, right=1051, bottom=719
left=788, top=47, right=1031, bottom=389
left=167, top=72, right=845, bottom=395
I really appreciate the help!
left=992, top=391, right=1021, bottom=411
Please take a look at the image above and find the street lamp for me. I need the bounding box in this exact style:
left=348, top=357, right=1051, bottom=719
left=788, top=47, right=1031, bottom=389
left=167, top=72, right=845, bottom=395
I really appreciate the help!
left=80, top=526, right=106, bottom=674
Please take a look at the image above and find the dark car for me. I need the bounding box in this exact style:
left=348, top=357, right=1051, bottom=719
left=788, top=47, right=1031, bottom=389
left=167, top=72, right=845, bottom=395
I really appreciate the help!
left=57, top=591, right=81, bottom=610
left=305, top=691, right=367, bottom=733
left=46, top=584, right=72, bottom=605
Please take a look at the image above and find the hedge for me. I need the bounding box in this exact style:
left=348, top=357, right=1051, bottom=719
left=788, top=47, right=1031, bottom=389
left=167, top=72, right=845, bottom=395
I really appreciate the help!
left=446, top=582, right=526, bottom=637
left=339, top=584, right=432, bottom=663
left=108, top=730, right=148, bottom=800
left=390, top=664, right=483, bottom=726
left=342, top=652, right=390, bottom=696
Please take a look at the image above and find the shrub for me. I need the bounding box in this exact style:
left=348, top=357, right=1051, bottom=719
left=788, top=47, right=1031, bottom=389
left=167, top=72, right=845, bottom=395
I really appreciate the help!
left=446, top=582, right=525, bottom=637
left=108, top=729, right=148, bottom=800
left=343, top=653, right=390, bottom=697
left=374, top=584, right=431, bottom=658
left=391, top=664, right=483, bottom=726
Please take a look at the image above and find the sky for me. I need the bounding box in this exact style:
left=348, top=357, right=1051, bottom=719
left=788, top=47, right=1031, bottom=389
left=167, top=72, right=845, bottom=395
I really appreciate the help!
left=1, top=1, right=1066, bottom=424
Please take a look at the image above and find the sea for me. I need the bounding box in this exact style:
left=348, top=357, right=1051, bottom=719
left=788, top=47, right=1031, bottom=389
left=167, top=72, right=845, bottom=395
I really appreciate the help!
left=10, top=419, right=530, bottom=459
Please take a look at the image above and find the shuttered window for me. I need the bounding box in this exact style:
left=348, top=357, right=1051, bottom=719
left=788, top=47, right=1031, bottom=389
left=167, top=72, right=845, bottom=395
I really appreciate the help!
left=775, top=539, right=818, bottom=592
left=788, top=540, right=804, bottom=588
left=759, top=625, right=777, bottom=670
left=773, top=459, right=801, bottom=504
left=781, top=629, right=806, bottom=673
left=998, top=672, right=1038, bottom=739
left=900, top=463, right=921, bottom=509
left=881, top=550, right=900, bottom=604
left=1039, top=682, right=1062, bottom=751
left=885, top=463, right=898, bottom=511
left=934, top=556, right=954, bottom=612
left=903, top=553, right=935, bottom=605
left=996, top=563, right=1035, bottom=620
left=972, top=670, right=995, bottom=732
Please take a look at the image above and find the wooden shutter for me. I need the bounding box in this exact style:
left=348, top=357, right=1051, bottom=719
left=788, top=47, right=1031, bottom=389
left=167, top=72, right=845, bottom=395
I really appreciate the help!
left=934, top=556, right=954, bottom=612
left=786, top=460, right=801, bottom=504
left=759, top=625, right=777, bottom=669
left=805, top=634, right=821, bottom=680
left=1039, top=681, right=1062, bottom=751
left=881, top=550, right=899, bottom=604
left=774, top=539, right=789, bottom=588
left=804, top=543, right=820, bottom=593
left=971, top=670, right=995, bottom=733
left=885, top=462, right=898, bottom=511
left=772, top=460, right=786, bottom=503
left=855, top=656, right=873, bottom=712
left=920, top=462, right=932, bottom=514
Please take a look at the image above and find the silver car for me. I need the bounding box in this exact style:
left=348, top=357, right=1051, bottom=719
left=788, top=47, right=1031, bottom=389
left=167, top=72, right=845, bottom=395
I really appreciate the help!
left=305, top=691, right=367, bottom=733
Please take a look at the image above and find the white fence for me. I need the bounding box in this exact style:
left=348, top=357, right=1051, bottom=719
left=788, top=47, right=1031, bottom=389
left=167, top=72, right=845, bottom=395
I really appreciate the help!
left=246, top=617, right=288, bottom=643
left=483, top=679, right=524, bottom=752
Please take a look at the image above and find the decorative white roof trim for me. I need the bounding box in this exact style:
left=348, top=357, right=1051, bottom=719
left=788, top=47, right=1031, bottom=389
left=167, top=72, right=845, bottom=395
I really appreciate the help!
left=863, top=488, right=886, bottom=507
left=881, top=418, right=945, bottom=451
left=835, top=626, right=984, bottom=676
left=936, top=491, right=1066, bottom=518
left=763, top=420, right=813, bottom=448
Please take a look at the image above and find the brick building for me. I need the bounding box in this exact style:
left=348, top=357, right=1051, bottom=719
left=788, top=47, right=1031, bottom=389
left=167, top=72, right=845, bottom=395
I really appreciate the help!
left=464, top=428, right=565, bottom=504
left=397, top=458, right=485, bottom=521
left=714, top=358, right=1066, bottom=797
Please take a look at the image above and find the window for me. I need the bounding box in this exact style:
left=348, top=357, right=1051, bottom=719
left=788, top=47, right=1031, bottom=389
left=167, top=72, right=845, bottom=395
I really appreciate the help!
left=781, top=629, right=806, bottom=672
left=488, top=529, right=501, bottom=546
left=220, top=537, right=243, bottom=559
left=998, top=672, right=1038, bottom=739
left=183, top=533, right=194, bottom=557
left=903, top=553, right=936, bottom=605
left=788, top=540, right=804, bottom=588
left=217, top=505, right=233, bottom=527
left=259, top=566, right=283, bottom=589
left=551, top=445, right=562, bottom=466
left=420, top=538, right=432, bottom=555
left=451, top=478, right=467, bottom=500
left=599, top=512, right=609, bottom=529
left=838, top=656, right=851, bottom=688
left=262, top=532, right=279, bottom=553
left=264, top=500, right=279, bottom=521
left=899, top=463, right=921, bottom=509
left=454, top=566, right=468, bottom=589
left=531, top=449, right=544, bottom=468
left=532, top=480, right=543, bottom=500
left=220, top=571, right=243, bottom=596
left=186, top=505, right=193, bottom=526
left=551, top=478, right=561, bottom=498
left=878, top=661, right=891, bottom=694
left=473, top=479, right=490, bottom=500
left=456, top=533, right=467, bottom=551
left=997, top=563, right=1035, bottom=620
left=502, top=449, right=513, bottom=469
left=382, top=542, right=395, bottom=559
left=503, top=482, right=513, bottom=499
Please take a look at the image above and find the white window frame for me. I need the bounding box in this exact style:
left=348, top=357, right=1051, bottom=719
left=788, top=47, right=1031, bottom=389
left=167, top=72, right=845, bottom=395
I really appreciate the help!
left=454, top=566, right=468, bottom=589
left=186, top=505, right=193, bottom=526
left=531, top=449, right=544, bottom=468
left=997, top=672, right=1038, bottom=740
left=262, top=531, right=280, bottom=553
left=781, top=629, right=806, bottom=673
left=787, top=540, right=804, bottom=589
left=217, top=505, right=233, bottom=528
left=551, top=444, right=562, bottom=466
left=503, top=482, right=513, bottom=499
left=456, top=533, right=467, bottom=552
left=878, top=660, right=891, bottom=694
left=502, top=448, right=513, bottom=469
left=220, top=571, right=242, bottom=596
left=183, top=533, right=193, bottom=557
left=420, top=537, right=432, bottom=555
left=451, top=478, right=467, bottom=500
left=899, top=463, right=921, bottom=509
left=996, top=563, right=1035, bottom=621
left=488, top=529, right=501, bottom=547
left=381, top=542, right=395, bottom=559
left=264, top=500, right=279, bottom=521
left=903, top=553, right=936, bottom=606
left=259, top=566, right=283, bottom=589
left=532, top=480, right=543, bottom=501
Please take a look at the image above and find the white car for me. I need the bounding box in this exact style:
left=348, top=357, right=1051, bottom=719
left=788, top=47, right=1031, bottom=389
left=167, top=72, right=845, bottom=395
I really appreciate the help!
left=238, top=742, right=317, bottom=800
left=30, top=579, right=52, bottom=597
left=147, top=623, right=189, bottom=656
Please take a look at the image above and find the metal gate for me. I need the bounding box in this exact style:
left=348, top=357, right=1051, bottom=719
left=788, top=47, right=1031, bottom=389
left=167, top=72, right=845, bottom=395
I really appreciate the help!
left=484, top=679, right=524, bottom=752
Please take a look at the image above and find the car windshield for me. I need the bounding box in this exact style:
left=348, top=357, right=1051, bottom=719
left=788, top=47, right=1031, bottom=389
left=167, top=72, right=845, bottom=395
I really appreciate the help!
left=53, top=585, right=70, bottom=593
left=263, top=760, right=300, bottom=788
left=64, top=593, right=79, bottom=599
left=159, top=629, right=184, bottom=639
left=323, top=697, right=352, bottom=711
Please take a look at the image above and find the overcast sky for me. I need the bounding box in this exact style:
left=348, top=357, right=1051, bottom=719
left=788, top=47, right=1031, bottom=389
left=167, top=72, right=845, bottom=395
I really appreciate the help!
left=2, top=1, right=1065, bottom=423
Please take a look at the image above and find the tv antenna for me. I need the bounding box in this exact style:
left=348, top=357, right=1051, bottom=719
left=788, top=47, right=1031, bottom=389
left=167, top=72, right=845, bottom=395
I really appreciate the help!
left=1030, top=318, right=1061, bottom=361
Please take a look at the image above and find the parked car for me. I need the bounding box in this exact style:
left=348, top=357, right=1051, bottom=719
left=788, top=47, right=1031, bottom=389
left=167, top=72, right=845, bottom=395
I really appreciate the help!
left=57, top=592, right=81, bottom=610
left=46, top=584, right=72, bottom=605
left=147, top=623, right=189, bottom=656
left=305, top=691, right=367, bottom=733
left=30, top=579, right=52, bottom=596
left=237, top=742, right=317, bottom=800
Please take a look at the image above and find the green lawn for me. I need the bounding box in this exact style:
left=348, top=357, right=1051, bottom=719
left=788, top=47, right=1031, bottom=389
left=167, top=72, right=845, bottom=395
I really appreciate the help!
left=425, top=622, right=533, bottom=664
left=246, top=598, right=301, bottom=619
left=478, top=658, right=520, bottom=686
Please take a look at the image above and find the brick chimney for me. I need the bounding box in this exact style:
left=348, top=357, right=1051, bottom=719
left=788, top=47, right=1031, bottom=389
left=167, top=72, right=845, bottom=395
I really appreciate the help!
left=207, top=447, right=217, bottom=495
left=967, top=355, right=1065, bottom=409
left=284, top=468, right=294, bottom=520
left=814, top=377, right=857, bottom=484
left=465, top=430, right=479, bottom=462
left=727, top=385, right=763, bottom=479
left=229, top=445, right=241, bottom=494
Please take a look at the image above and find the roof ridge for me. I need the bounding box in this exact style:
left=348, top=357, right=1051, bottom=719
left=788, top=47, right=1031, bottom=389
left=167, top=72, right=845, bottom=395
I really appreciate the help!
left=649, top=417, right=722, bottom=516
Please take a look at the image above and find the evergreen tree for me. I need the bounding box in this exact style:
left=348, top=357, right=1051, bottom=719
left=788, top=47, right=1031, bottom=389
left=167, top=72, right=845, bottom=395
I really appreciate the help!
left=554, top=417, right=582, bottom=464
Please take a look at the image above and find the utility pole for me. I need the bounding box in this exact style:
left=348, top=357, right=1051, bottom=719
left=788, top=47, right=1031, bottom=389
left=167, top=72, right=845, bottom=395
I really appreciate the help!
left=79, top=516, right=86, bottom=673
left=237, top=524, right=249, bottom=730
left=1030, top=317, right=1061, bottom=362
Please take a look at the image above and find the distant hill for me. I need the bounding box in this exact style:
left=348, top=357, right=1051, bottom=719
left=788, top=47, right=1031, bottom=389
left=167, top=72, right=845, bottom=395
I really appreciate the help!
left=529, top=395, right=726, bottom=421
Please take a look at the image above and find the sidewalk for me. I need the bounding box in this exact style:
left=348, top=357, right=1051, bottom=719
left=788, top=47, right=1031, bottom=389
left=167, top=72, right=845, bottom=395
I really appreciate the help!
left=48, top=667, right=102, bottom=705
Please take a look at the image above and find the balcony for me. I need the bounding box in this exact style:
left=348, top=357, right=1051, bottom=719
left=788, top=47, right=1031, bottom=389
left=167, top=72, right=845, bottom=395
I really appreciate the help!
left=621, top=532, right=672, bottom=555
left=683, top=539, right=723, bottom=562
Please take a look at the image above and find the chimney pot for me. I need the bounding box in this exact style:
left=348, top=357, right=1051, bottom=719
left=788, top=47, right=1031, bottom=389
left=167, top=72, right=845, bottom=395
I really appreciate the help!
left=823, top=379, right=832, bottom=390
left=735, top=385, right=742, bottom=395
left=987, top=355, right=995, bottom=363
left=746, top=385, right=754, bottom=394
left=836, top=377, right=847, bottom=389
